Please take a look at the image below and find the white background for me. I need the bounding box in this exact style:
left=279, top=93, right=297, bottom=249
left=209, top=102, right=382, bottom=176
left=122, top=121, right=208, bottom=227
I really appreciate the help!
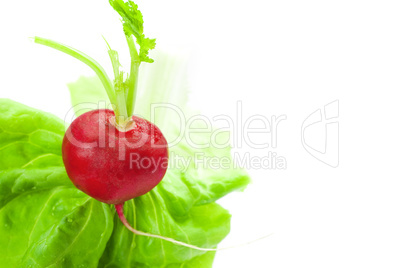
left=1, top=0, right=402, bottom=267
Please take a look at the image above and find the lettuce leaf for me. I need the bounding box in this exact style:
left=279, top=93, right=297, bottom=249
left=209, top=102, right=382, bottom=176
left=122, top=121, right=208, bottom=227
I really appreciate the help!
left=0, top=99, right=65, bottom=170
left=0, top=99, right=114, bottom=267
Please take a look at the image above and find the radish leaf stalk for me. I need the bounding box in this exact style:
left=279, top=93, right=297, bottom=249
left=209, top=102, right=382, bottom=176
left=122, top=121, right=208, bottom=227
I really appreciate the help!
left=125, top=35, right=141, bottom=116
left=109, top=0, right=156, bottom=117
left=34, top=37, right=116, bottom=106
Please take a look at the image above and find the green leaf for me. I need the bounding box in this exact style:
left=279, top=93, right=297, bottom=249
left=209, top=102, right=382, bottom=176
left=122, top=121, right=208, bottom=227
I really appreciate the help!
left=99, top=194, right=231, bottom=267
left=0, top=187, right=113, bottom=268
left=165, top=251, right=217, bottom=268
left=109, top=0, right=156, bottom=63
left=0, top=99, right=114, bottom=268
left=0, top=167, right=71, bottom=208
left=68, top=52, right=251, bottom=267
left=0, top=99, right=65, bottom=170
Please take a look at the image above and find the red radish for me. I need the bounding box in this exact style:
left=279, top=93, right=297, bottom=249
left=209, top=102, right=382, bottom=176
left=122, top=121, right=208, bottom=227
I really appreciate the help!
left=62, top=109, right=169, bottom=205
left=34, top=0, right=242, bottom=251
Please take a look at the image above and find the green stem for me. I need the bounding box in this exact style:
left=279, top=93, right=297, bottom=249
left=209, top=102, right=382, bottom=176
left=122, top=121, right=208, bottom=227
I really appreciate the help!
left=34, top=37, right=116, bottom=105
left=115, top=87, right=128, bottom=126
left=102, top=36, right=130, bottom=124
left=125, top=35, right=141, bottom=116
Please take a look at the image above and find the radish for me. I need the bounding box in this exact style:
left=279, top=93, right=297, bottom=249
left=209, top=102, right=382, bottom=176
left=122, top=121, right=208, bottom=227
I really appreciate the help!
left=33, top=0, right=227, bottom=252
left=62, top=109, right=169, bottom=205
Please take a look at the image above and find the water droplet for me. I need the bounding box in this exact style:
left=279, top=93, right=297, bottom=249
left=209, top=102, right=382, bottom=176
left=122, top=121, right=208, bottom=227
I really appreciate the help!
left=67, top=218, right=73, bottom=223
left=52, top=206, right=56, bottom=211
left=32, top=186, right=36, bottom=190
left=51, top=212, right=54, bottom=216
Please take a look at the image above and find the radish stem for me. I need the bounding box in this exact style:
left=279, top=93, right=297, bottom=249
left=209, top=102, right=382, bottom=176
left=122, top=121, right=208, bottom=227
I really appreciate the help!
left=34, top=37, right=116, bottom=105
left=125, top=35, right=141, bottom=116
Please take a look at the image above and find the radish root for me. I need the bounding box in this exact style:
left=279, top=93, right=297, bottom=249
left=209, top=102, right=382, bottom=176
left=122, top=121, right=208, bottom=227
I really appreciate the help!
left=115, top=203, right=272, bottom=252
